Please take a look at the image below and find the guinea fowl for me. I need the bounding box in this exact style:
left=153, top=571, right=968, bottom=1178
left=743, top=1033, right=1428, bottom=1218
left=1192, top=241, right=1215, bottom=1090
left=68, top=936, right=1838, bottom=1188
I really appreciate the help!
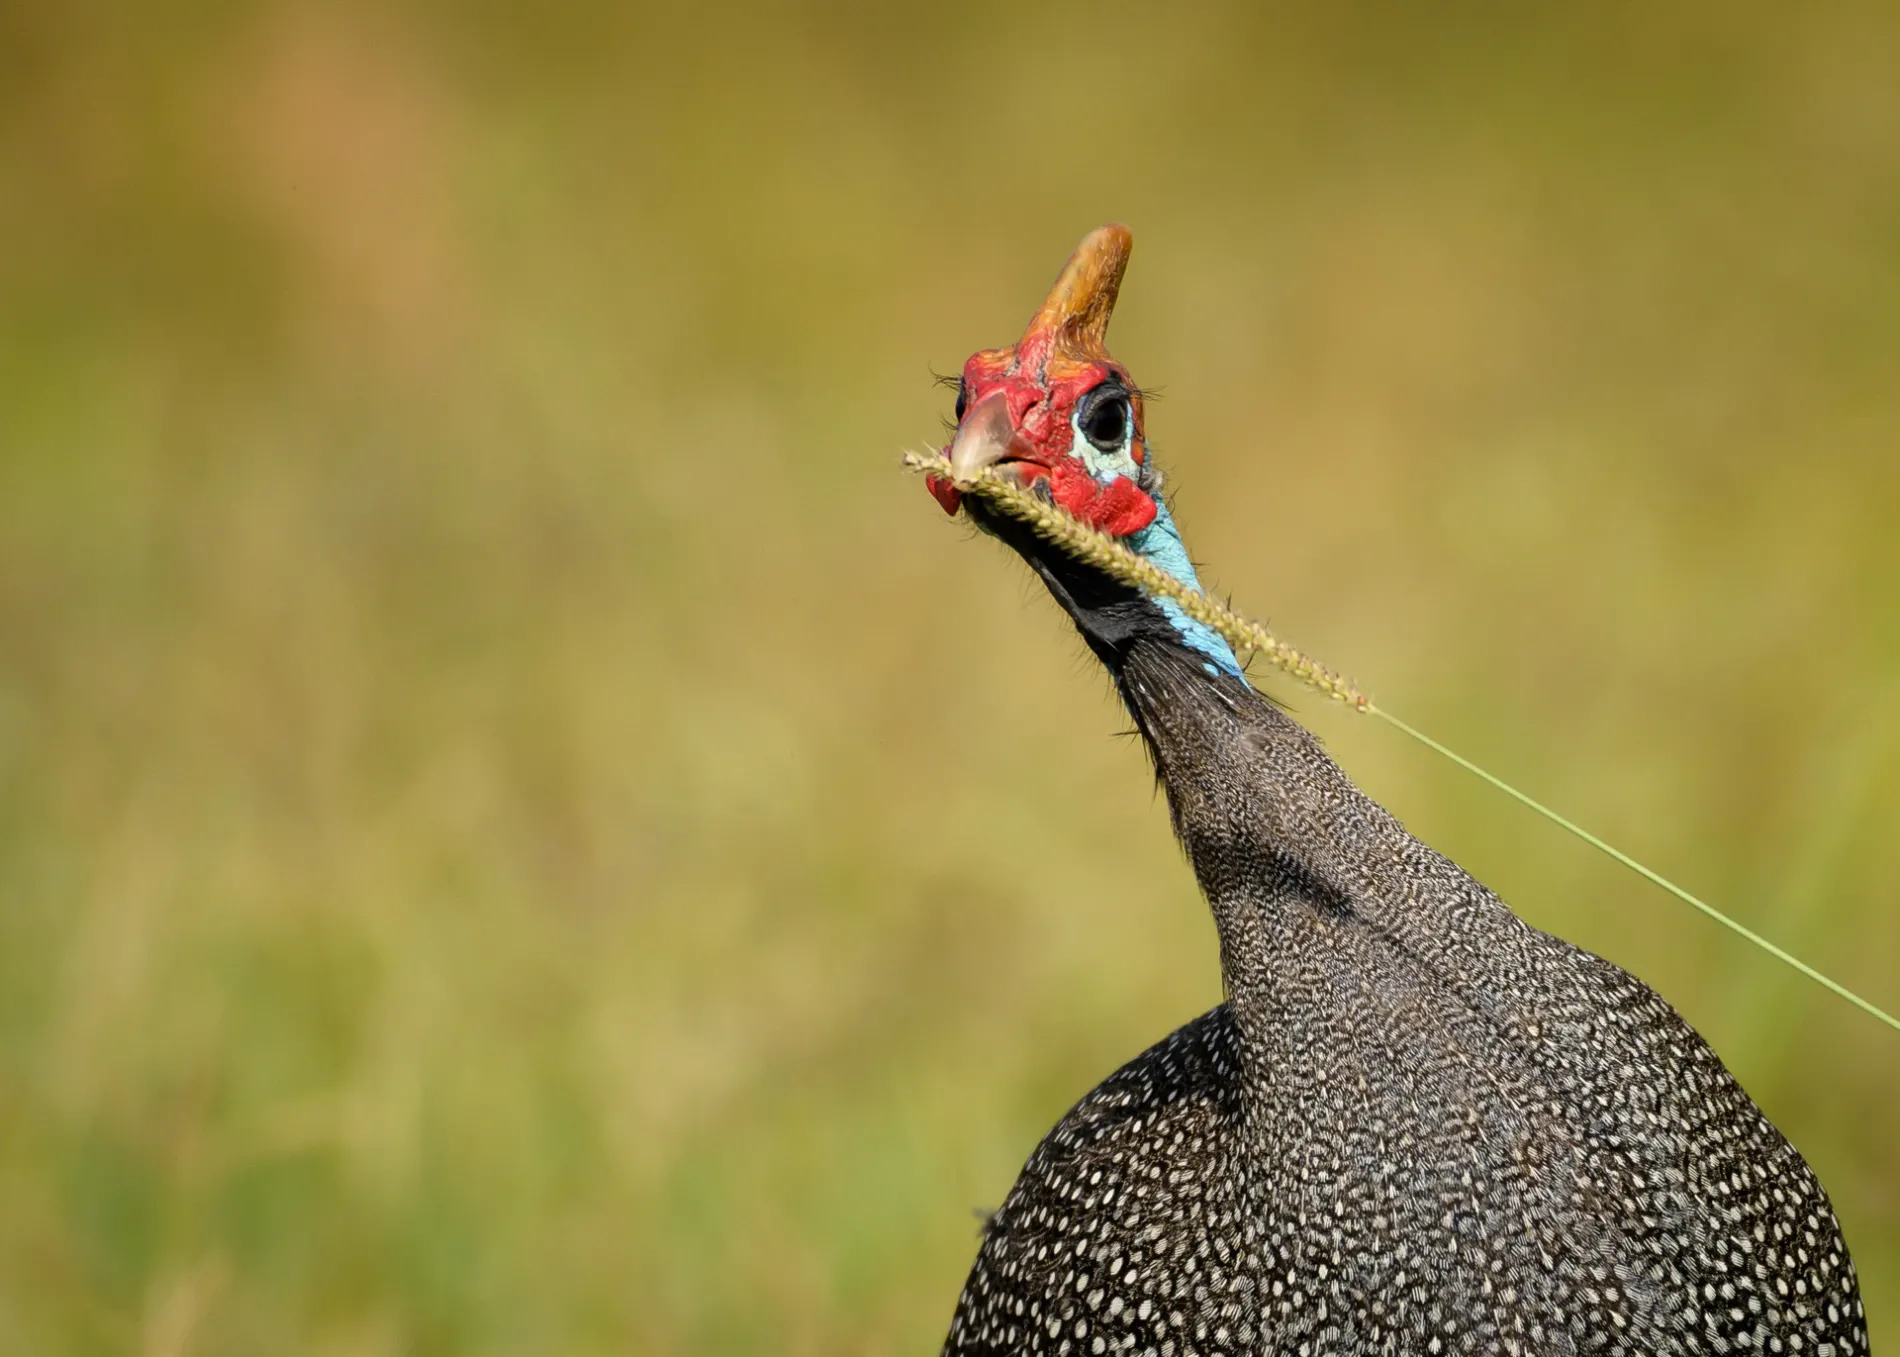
left=923, top=225, right=1865, bottom=1357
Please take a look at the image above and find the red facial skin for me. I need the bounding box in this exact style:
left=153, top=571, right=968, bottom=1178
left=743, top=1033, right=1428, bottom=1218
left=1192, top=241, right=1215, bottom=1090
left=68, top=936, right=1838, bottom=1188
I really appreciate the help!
left=928, top=341, right=1158, bottom=538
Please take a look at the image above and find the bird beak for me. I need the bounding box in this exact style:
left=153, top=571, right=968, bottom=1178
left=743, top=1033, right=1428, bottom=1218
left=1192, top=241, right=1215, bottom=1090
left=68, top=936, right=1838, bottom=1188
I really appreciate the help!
left=948, top=391, right=1037, bottom=483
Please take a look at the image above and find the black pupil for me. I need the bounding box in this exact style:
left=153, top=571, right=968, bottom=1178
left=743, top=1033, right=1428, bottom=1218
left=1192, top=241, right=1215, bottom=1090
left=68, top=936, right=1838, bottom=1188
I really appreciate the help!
left=1082, top=386, right=1128, bottom=450
left=954, top=380, right=969, bottom=421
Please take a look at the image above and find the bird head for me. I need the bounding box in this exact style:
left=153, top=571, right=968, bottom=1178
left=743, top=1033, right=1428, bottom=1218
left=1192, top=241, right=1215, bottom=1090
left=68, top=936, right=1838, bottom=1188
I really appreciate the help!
left=927, top=225, right=1243, bottom=679
left=927, top=223, right=1159, bottom=538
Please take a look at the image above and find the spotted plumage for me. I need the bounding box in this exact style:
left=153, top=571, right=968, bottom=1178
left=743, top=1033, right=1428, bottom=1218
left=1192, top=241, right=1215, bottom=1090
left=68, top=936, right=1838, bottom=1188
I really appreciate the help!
left=929, top=227, right=1865, bottom=1356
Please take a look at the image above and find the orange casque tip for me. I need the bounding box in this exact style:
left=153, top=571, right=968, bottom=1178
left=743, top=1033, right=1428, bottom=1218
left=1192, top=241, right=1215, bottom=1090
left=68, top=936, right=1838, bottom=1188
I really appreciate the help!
left=1018, top=223, right=1133, bottom=363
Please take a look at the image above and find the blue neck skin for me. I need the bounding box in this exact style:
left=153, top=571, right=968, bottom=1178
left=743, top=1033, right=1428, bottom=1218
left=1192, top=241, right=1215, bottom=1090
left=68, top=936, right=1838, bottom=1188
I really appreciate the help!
left=1125, top=499, right=1244, bottom=678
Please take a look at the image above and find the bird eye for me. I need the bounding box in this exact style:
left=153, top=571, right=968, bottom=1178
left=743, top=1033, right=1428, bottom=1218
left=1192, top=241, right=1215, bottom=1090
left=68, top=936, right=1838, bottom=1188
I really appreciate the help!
left=1078, top=382, right=1130, bottom=453
left=954, top=379, right=970, bottom=422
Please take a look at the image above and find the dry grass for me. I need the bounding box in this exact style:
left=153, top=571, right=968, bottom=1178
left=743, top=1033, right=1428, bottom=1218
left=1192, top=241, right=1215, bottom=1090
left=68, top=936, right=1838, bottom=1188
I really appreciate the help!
left=2, top=3, right=1896, bottom=1352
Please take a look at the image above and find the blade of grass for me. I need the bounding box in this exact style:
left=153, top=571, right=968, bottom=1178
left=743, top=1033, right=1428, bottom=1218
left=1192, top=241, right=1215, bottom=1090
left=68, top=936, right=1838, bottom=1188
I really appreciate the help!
left=1371, top=707, right=1900, bottom=1035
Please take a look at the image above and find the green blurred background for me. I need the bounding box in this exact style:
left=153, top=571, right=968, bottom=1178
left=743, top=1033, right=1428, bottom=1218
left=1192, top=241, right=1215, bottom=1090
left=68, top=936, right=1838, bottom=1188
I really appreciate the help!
left=3, top=2, right=1897, bottom=1352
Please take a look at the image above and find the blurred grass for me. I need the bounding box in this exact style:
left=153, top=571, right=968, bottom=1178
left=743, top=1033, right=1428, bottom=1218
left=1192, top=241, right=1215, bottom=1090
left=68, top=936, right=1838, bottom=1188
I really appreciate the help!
left=2, top=2, right=1898, bottom=1352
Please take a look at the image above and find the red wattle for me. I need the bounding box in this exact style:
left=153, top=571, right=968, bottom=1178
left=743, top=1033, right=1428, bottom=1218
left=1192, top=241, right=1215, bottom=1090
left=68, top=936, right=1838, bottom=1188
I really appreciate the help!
left=1092, top=476, right=1158, bottom=536
left=1049, top=460, right=1157, bottom=538
left=926, top=474, right=961, bottom=516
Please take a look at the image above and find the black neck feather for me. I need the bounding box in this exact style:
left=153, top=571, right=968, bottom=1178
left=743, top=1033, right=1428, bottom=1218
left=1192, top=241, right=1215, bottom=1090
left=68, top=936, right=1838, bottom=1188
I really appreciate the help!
left=969, top=502, right=1215, bottom=676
